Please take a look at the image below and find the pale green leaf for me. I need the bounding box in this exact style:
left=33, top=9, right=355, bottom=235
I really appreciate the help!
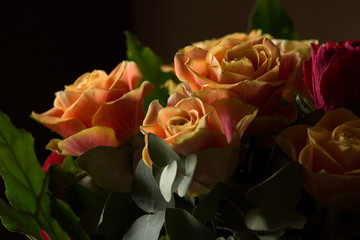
left=123, top=211, right=165, bottom=240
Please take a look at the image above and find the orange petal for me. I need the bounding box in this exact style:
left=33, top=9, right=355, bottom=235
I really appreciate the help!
left=62, top=88, right=115, bottom=127
left=274, top=124, right=310, bottom=160
left=307, top=127, right=345, bottom=174
left=143, top=100, right=164, bottom=125
left=56, top=126, right=119, bottom=156
left=171, top=129, right=228, bottom=156
left=174, top=46, right=208, bottom=91
left=247, top=37, right=281, bottom=68
left=31, top=108, right=87, bottom=138
left=92, top=81, right=154, bottom=144
left=175, top=97, right=206, bottom=115
left=192, top=89, right=242, bottom=104
left=316, top=108, right=360, bottom=131
left=278, top=52, right=300, bottom=86
left=302, top=167, right=360, bottom=211
left=110, top=61, right=143, bottom=91
left=211, top=98, right=258, bottom=142
left=322, top=141, right=360, bottom=172
left=54, top=91, right=82, bottom=111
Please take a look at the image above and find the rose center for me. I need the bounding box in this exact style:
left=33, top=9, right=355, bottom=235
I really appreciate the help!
left=339, top=131, right=360, bottom=145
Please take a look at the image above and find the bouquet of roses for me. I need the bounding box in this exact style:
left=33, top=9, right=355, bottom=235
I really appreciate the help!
left=1, top=0, right=359, bottom=239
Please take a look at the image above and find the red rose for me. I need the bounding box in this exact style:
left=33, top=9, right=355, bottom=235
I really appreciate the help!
left=303, top=41, right=360, bottom=112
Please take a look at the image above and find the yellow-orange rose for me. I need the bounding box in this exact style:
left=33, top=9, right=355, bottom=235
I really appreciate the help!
left=191, top=29, right=268, bottom=50
left=32, top=61, right=154, bottom=156
left=175, top=37, right=300, bottom=134
left=141, top=95, right=257, bottom=195
left=275, top=108, right=360, bottom=211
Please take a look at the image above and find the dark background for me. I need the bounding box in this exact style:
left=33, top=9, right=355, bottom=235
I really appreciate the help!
left=1, top=0, right=360, bottom=239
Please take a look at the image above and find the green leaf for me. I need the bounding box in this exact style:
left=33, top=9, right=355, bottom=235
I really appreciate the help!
left=125, top=31, right=179, bottom=111
left=0, top=199, right=41, bottom=239
left=75, top=146, right=133, bottom=193
left=0, top=113, right=45, bottom=214
left=0, top=112, right=68, bottom=239
left=165, top=208, right=216, bottom=240
left=245, top=207, right=306, bottom=232
left=123, top=211, right=165, bottom=240
left=148, top=133, right=180, bottom=168
left=193, top=182, right=226, bottom=221
left=98, top=192, right=144, bottom=240
left=246, top=161, right=302, bottom=209
left=50, top=198, right=89, bottom=240
left=132, top=159, right=174, bottom=213
left=160, top=161, right=178, bottom=202
left=48, top=164, right=103, bottom=212
left=248, top=0, right=298, bottom=39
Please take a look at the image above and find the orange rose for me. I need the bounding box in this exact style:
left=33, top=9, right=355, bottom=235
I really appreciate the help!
left=141, top=95, right=257, bottom=195
left=32, top=61, right=154, bottom=156
left=275, top=108, right=360, bottom=211
left=191, top=29, right=268, bottom=50
left=174, top=37, right=300, bottom=134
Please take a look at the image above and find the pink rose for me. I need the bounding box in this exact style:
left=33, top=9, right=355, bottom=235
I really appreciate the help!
left=32, top=61, right=154, bottom=156
left=304, top=41, right=360, bottom=112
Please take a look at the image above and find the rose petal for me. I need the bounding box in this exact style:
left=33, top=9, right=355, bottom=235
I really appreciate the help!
left=110, top=61, right=143, bottom=91
left=322, top=141, right=360, bottom=172
left=306, top=127, right=345, bottom=174
left=302, top=167, right=360, bottom=211
left=31, top=108, right=87, bottom=138
left=171, top=129, right=228, bottom=156
left=274, top=124, right=310, bottom=161
left=54, top=91, right=82, bottom=111
left=92, top=81, right=154, bottom=144
left=174, top=46, right=208, bottom=91
left=315, top=108, right=359, bottom=131
left=65, top=70, right=109, bottom=92
left=57, top=126, right=119, bottom=156
left=62, top=89, right=116, bottom=127
left=211, top=98, right=258, bottom=142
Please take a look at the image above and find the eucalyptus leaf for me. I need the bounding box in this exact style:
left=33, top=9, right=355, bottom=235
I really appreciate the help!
left=176, top=153, right=197, bottom=197
left=0, top=112, right=68, bottom=239
left=245, top=207, right=306, bottom=232
left=160, top=160, right=178, bottom=202
left=98, top=192, right=144, bottom=240
left=132, top=159, right=174, bottom=213
left=248, top=0, right=298, bottom=39
left=246, top=161, right=302, bottom=209
left=75, top=146, right=133, bottom=193
left=165, top=208, right=216, bottom=240
left=148, top=133, right=180, bottom=168
left=125, top=31, right=179, bottom=110
left=123, top=211, right=165, bottom=240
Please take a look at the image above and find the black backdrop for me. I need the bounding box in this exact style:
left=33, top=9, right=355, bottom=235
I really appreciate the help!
left=1, top=1, right=130, bottom=239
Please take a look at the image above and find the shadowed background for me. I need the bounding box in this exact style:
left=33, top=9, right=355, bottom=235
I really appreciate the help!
left=1, top=0, right=359, bottom=238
